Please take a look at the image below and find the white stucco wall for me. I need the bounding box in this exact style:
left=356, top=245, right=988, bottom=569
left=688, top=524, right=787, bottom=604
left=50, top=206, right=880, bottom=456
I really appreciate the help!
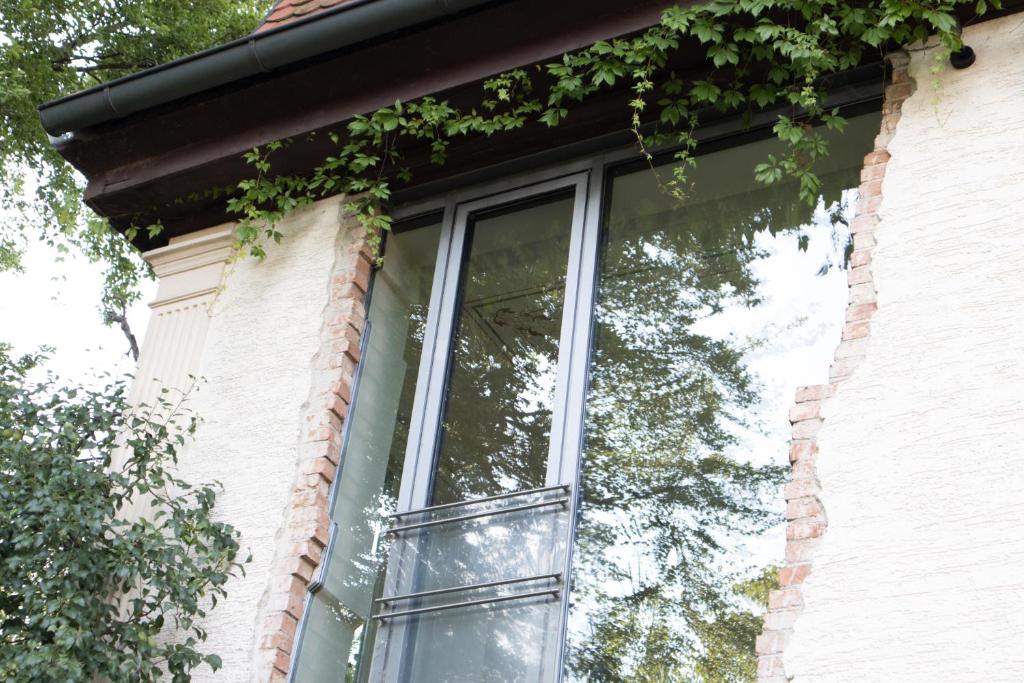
left=172, top=199, right=345, bottom=681
left=786, top=14, right=1024, bottom=681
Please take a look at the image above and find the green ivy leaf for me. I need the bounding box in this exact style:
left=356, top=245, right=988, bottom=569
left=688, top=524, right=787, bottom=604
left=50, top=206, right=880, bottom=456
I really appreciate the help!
left=690, top=81, right=722, bottom=103
left=708, top=42, right=740, bottom=67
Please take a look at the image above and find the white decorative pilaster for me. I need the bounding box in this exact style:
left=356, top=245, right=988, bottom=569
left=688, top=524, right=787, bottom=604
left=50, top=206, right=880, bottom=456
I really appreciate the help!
left=128, top=224, right=236, bottom=410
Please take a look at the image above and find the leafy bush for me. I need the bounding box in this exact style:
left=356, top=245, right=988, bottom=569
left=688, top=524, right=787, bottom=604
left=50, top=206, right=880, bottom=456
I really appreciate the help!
left=0, top=346, right=245, bottom=682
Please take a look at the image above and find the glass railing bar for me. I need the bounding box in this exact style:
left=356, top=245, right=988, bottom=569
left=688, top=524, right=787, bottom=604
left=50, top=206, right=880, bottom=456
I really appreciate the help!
left=389, top=483, right=571, bottom=519
left=376, top=572, right=561, bottom=606
left=385, top=497, right=569, bottom=535
left=372, top=587, right=562, bottom=621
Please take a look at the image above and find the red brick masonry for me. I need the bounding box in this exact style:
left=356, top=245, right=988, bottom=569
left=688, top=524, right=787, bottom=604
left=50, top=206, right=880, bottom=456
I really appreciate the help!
left=254, top=216, right=372, bottom=682
left=755, top=51, right=914, bottom=682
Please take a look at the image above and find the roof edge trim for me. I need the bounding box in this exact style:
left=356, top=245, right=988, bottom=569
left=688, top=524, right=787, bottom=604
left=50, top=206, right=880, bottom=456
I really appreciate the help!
left=38, top=0, right=498, bottom=135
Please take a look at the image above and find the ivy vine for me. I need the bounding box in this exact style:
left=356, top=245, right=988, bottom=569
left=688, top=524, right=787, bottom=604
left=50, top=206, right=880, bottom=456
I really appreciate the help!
left=225, top=0, right=994, bottom=260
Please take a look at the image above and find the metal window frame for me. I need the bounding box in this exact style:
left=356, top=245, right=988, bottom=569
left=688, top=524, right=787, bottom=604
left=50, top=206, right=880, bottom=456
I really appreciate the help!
left=396, top=170, right=593, bottom=512
left=369, top=165, right=604, bottom=683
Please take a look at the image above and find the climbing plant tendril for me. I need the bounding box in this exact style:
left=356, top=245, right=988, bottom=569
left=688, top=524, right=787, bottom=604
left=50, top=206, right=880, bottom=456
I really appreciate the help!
left=224, top=0, right=992, bottom=261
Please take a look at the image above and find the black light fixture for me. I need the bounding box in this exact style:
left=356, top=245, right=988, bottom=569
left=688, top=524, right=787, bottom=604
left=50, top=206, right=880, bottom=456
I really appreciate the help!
left=950, top=17, right=976, bottom=69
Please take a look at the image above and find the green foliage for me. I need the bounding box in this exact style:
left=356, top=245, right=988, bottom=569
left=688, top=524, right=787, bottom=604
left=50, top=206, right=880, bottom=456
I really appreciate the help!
left=3, top=0, right=993, bottom=327
left=692, top=567, right=779, bottom=683
left=0, top=0, right=271, bottom=339
left=0, top=346, right=246, bottom=682
left=229, top=0, right=992, bottom=259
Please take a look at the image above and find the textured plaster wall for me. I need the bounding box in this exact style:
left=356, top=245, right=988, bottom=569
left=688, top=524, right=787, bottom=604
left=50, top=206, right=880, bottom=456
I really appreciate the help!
left=173, top=198, right=346, bottom=681
left=786, top=14, right=1024, bottom=681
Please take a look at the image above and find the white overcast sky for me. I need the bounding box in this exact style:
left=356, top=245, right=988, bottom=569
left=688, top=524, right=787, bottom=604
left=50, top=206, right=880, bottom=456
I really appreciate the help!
left=0, top=234, right=155, bottom=383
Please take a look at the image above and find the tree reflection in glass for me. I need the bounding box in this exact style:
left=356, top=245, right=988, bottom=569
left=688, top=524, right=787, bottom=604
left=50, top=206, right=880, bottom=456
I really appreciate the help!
left=383, top=192, right=577, bottom=681
left=431, top=192, right=575, bottom=505
left=381, top=495, right=568, bottom=682
left=565, top=115, right=879, bottom=681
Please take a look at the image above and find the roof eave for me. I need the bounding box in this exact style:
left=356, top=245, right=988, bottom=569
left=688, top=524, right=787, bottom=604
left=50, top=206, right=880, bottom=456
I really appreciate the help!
left=37, top=0, right=500, bottom=136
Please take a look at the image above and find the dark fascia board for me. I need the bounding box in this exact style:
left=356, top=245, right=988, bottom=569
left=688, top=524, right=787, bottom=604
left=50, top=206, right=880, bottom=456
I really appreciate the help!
left=37, top=0, right=499, bottom=135
left=54, top=0, right=1022, bottom=250
left=66, top=0, right=678, bottom=246
left=84, top=57, right=886, bottom=252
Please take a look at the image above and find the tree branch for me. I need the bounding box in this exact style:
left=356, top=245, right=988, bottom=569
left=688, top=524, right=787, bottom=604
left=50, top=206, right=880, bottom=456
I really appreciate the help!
left=109, top=307, right=140, bottom=361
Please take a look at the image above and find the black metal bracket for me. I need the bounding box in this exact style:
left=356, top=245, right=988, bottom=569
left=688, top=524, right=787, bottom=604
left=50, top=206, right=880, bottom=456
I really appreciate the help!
left=950, top=17, right=976, bottom=70
left=950, top=45, right=976, bottom=69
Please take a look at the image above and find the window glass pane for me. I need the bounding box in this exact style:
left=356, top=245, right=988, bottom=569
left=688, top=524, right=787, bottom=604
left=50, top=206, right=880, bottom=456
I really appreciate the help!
left=291, top=219, right=441, bottom=683
left=565, top=113, right=880, bottom=681
left=373, top=490, right=569, bottom=682
left=431, top=193, right=575, bottom=505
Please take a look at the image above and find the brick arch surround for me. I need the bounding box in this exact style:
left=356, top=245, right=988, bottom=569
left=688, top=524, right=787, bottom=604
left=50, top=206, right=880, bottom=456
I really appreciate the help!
left=755, top=51, right=913, bottom=682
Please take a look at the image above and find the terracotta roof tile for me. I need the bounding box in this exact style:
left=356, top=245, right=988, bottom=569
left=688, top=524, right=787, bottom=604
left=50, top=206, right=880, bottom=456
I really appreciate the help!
left=255, top=0, right=362, bottom=33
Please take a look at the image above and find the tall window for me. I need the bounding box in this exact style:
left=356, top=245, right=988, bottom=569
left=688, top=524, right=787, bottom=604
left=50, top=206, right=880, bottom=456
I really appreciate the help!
left=291, top=112, right=879, bottom=682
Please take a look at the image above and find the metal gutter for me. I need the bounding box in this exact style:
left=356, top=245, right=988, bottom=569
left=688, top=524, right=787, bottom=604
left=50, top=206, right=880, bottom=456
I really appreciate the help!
left=37, top=0, right=499, bottom=135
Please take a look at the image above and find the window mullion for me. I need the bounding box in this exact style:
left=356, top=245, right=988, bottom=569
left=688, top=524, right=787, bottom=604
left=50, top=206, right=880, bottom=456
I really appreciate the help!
left=550, top=158, right=607, bottom=681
